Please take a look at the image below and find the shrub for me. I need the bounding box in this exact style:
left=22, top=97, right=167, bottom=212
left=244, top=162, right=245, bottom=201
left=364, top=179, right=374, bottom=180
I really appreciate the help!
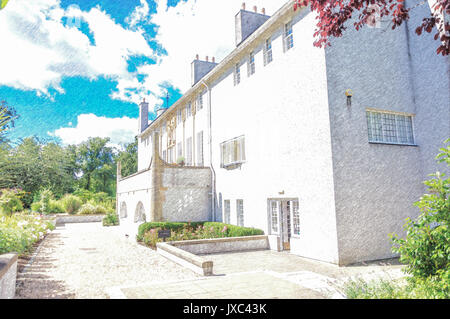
left=61, top=194, right=82, bottom=214
left=137, top=221, right=204, bottom=241
left=0, top=213, right=55, bottom=254
left=78, top=203, right=110, bottom=215
left=48, top=200, right=65, bottom=214
left=0, top=189, right=23, bottom=216
left=390, top=138, right=450, bottom=279
left=39, top=189, right=54, bottom=215
left=103, top=212, right=119, bottom=226
left=30, top=202, right=41, bottom=212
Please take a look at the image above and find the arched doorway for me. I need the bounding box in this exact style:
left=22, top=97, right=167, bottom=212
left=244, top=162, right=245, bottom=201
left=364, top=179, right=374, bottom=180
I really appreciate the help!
left=134, top=202, right=146, bottom=223
left=120, top=202, right=127, bottom=219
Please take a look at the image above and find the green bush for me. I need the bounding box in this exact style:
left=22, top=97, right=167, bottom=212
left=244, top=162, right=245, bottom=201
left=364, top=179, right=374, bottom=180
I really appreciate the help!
left=0, top=213, right=55, bottom=254
left=0, top=189, right=23, bottom=216
left=61, top=194, right=82, bottom=214
left=39, top=189, right=54, bottom=215
left=48, top=200, right=65, bottom=214
left=103, top=213, right=119, bottom=227
left=78, top=203, right=110, bottom=215
left=138, top=221, right=264, bottom=248
left=390, top=138, right=450, bottom=279
left=30, top=202, right=41, bottom=212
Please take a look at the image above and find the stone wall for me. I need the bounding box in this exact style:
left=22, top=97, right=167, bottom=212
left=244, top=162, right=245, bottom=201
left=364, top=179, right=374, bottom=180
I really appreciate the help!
left=171, top=235, right=269, bottom=254
left=0, top=253, right=18, bottom=299
left=55, top=215, right=105, bottom=225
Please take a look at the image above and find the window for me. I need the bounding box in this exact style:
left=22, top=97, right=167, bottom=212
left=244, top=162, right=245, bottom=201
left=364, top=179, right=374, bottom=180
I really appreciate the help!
left=177, top=142, right=182, bottom=159
left=177, top=109, right=182, bottom=124
left=283, top=21, right=294, bottom=52
left=270, top=201, right=279, bottom=234
left=162, top=150, right=167, bottom=162
left=366, top=110, right=415, bottom=145
left=263, top=38, right=273, bottom=65
left=233, top=64, right=241, bottom=86
left=196, top=131, right=204, bottom=166
left=248, top=52, right=255, bottom=77
left=291, top=200, right=300, bottom=236
left=197, top=93, right=203, bottom=111
left=236, top=200, right=244, bottom=226
left=186, top=137, right=192, bottom=166
left=168, top=147, right=174, bottom=163
left=220, top=135, right=246, bottom=168
left=186, top=103, right=192, bottom=118
left=224, top=200, right=230, bottom=224
left=162, top=122, right=166, bottom=134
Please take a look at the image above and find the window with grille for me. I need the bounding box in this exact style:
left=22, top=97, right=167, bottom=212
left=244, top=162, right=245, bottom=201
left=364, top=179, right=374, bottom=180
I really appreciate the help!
left=292, top=200, right=300, bottom=236
left=270, top=201, right=279, bottom=234
left=233, top=64, right=241, bottom=86
left=366, top=110, right=415, bottom=145
left=177, top=142, right=182, bottom=159
left=224, top=200, right=230, bottom=224
left=263, top=38, right=273, bottom=65
left=283, top=21, right=294, bottom=52
left=220, top=135, right=246, bottom=168
left=177, top=109, right=182, bottom=124
left=236, top=199, right=244, bottom=227
left=196, top=131, right=204, bottom=166
left=186, top=103, right=192, bottom=118
left=248, top=52, right=255, bottom=77
left=186, top=137, right=192, bottom=166
left=197, top=93, right=204, bottom=111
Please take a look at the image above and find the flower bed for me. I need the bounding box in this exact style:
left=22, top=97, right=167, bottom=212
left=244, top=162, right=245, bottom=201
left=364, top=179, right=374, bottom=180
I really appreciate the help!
left=0, top=212, right=55, bottom=255
left=137, top=221, right=264, bottom=249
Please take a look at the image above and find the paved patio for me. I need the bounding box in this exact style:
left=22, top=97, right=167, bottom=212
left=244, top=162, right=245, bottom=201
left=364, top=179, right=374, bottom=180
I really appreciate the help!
left=15, top=222, right=406, bottom=299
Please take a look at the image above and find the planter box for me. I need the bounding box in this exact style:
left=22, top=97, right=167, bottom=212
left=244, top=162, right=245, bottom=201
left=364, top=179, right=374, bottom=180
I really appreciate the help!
left=0, top=253, right=18, bottom=299
left=156, top=235, right=269, bottom=276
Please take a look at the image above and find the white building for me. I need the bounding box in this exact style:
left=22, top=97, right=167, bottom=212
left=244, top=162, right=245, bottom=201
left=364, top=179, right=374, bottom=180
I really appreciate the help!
left=116, top=0, right=450, bottom=265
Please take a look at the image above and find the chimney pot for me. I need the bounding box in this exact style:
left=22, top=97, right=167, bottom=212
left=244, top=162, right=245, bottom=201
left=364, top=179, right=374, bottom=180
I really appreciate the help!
left=253, top=5, right=257, bottom=13
left=196, top=54, right=199, bottom=60
left=242, top=3, right=245, bottom=10
left=262, top=8, right=265, bottom=15
left=212, top=57, right=215, bottom=63
left=206, top=56, right=209, bottom=62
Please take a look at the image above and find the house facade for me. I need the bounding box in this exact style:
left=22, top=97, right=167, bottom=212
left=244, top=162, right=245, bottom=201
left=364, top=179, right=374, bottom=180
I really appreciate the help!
left=116, top=0, right=450, bottom=265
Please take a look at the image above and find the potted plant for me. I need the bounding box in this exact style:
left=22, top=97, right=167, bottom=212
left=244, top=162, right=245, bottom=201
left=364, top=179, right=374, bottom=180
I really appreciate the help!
left=177, top=156, right=185, bottom=166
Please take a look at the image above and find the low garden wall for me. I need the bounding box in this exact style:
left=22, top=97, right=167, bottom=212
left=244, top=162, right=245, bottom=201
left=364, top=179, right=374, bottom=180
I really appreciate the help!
left=54, top=214, right=105, bottom=225
left=0, top=253, right=18, bottom=299
left=157, top=235, right=269, bottom=276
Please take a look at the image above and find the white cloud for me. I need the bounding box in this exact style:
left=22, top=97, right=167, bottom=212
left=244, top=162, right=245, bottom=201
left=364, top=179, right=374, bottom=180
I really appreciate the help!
left=139, top=0, right=288, bottom=100
left=49, top=113, right=137, bottom=148
left=0, top=0, right=155, bottom=96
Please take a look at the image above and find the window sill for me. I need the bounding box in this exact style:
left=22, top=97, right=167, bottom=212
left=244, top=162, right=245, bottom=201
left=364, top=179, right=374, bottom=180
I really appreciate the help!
left=221, top=161, right=246, bottom=170
left=369, top=141, right=418, bottom=147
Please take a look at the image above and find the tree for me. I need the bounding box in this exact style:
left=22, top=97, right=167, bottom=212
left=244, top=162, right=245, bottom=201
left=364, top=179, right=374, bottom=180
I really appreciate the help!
left=76, top=137, right=116, bottom=194
left=0, top=0, right=10, bottom=10
left=116, top=137, right=138, bottom=177
left=0, top=100, right=19, bottom=144
left=294, top=0, right=450, bottom=56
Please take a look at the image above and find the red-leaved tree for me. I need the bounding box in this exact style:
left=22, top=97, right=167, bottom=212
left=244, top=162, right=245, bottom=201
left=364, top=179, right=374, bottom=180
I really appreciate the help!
left=294, top=0, right=450, bottom=56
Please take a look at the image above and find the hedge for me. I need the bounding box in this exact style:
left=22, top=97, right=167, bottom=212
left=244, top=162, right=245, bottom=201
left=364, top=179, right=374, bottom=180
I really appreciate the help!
left=137, top=221, right=264, bottom=241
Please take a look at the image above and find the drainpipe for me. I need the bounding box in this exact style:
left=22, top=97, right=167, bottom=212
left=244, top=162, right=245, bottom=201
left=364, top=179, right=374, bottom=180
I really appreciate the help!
left=200, top=79, right=216, bottom=222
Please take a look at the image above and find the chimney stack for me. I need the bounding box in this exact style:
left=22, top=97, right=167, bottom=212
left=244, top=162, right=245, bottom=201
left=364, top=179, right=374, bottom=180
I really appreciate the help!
left=262, top=8, right=265, bottom=15
left=196, top=54, right=199, bottom=60
left=235, top=4, right=270, bottom=45
left=139, top=98, right=149, bottom=133
left=253, top=5, right=257, bottom=13
left=191, top=56, right=218, bottom=86
left=206, top=56, right=209, bottom=62
left=212, top=57, right=215, bottom=63
left=242, top=3, right=245, bottom=10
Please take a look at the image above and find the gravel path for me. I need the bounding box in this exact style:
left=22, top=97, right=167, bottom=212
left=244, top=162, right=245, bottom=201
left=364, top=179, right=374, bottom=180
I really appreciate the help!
left=15, top=223, right=199, bottom=299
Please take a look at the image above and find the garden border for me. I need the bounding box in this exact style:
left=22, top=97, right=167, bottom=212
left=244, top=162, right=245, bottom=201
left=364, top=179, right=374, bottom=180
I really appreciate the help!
left=156, top=235, right=269, bottom=276
left=0, top=253, right=18, bottom=299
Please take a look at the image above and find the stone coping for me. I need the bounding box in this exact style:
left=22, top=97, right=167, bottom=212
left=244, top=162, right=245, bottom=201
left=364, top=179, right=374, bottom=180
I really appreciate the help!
left=156, top=236, right=268, bottom=276
left=169, top=235, right=267, bottom=246
left=0, top=253, right=18, bottom=279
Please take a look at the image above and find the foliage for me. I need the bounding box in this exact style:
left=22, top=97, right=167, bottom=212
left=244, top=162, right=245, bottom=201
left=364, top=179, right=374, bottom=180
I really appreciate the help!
left=390, top=138, right=449, bottom=279
left=116, top=137, right=138, bottom=177
left=38, top=188, right=54, bottom=215
left=0, top=100, right=19, bottom=144
left=0, top=0, right=10, bottom=10
left=344, top=270, right=450, bottom=299
left=78, top=203, right=110, bottom=215
left=48, top=199, right=65, bottom=214
left=0, top=212, right=55, bottom=255
left=294, top=0, right=450, bottom=56
left=30, top=202, right=41, bottom=212
left=0, top=189, right=23, bottom=216
left=103, top=212, right=119, bottom=227
left=61, top=194, right=82, bottom=215
left=177, top=156, right=185, bottom=166
left=138, top=221, right=264, bottom=249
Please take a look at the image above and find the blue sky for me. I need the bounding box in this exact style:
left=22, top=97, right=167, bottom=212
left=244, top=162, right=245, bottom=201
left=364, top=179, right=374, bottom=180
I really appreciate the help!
left=0, top=0, right=285, bottom=147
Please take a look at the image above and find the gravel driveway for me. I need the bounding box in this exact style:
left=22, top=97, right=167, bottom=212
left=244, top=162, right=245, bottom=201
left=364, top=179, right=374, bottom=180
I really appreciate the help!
left=15, top=223, right=199, bottom=299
